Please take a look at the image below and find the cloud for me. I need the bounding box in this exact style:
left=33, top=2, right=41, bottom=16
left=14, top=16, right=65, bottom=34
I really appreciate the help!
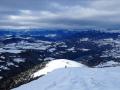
left=0, top=0, right=120, bottom=29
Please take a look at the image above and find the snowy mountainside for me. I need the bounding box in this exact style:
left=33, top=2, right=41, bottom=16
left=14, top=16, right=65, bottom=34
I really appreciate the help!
left=32, top=59, right=85, bottom=78
left=14, top=66, right=120, bottom=90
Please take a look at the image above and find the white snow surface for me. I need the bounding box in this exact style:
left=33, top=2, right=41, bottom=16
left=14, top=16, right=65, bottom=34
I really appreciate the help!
left=14, top=66, right=120, bottom=90
left=32, top=59, right=85, bottom=78
left=95, top=61, right=120, bottom=68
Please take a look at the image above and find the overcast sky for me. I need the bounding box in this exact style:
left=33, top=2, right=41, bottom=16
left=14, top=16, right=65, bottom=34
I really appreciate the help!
left=0, top=0, right=120, bottom=29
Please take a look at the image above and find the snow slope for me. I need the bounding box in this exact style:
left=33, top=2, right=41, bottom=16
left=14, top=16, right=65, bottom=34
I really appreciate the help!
left=32, top=59, right=85, bottom=78
left=14, top=66, right=120, bottom=90
left=95, top=61, right=120, bottom=68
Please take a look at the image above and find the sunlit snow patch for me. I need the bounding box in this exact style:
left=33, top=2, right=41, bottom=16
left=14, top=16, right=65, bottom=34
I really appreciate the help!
left=32, top=59, right=85, bottom=78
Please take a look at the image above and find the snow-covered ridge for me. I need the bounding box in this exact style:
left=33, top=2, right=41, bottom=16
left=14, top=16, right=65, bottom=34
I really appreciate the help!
left=14, top=66, right=120, bottom=90
left=32, top=59, right=85, bottom=78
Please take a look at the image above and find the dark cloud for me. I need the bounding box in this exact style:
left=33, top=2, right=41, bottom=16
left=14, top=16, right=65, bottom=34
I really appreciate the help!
left=0, top=0, right=120, bottom=29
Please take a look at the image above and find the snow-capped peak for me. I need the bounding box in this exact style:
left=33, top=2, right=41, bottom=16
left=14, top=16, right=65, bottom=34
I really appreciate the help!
left=32, top=59, right=85, bottom=78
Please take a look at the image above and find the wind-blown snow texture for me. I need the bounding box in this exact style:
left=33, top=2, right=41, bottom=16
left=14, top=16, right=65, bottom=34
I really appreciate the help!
left=14, top=60, right=120, bottom=90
